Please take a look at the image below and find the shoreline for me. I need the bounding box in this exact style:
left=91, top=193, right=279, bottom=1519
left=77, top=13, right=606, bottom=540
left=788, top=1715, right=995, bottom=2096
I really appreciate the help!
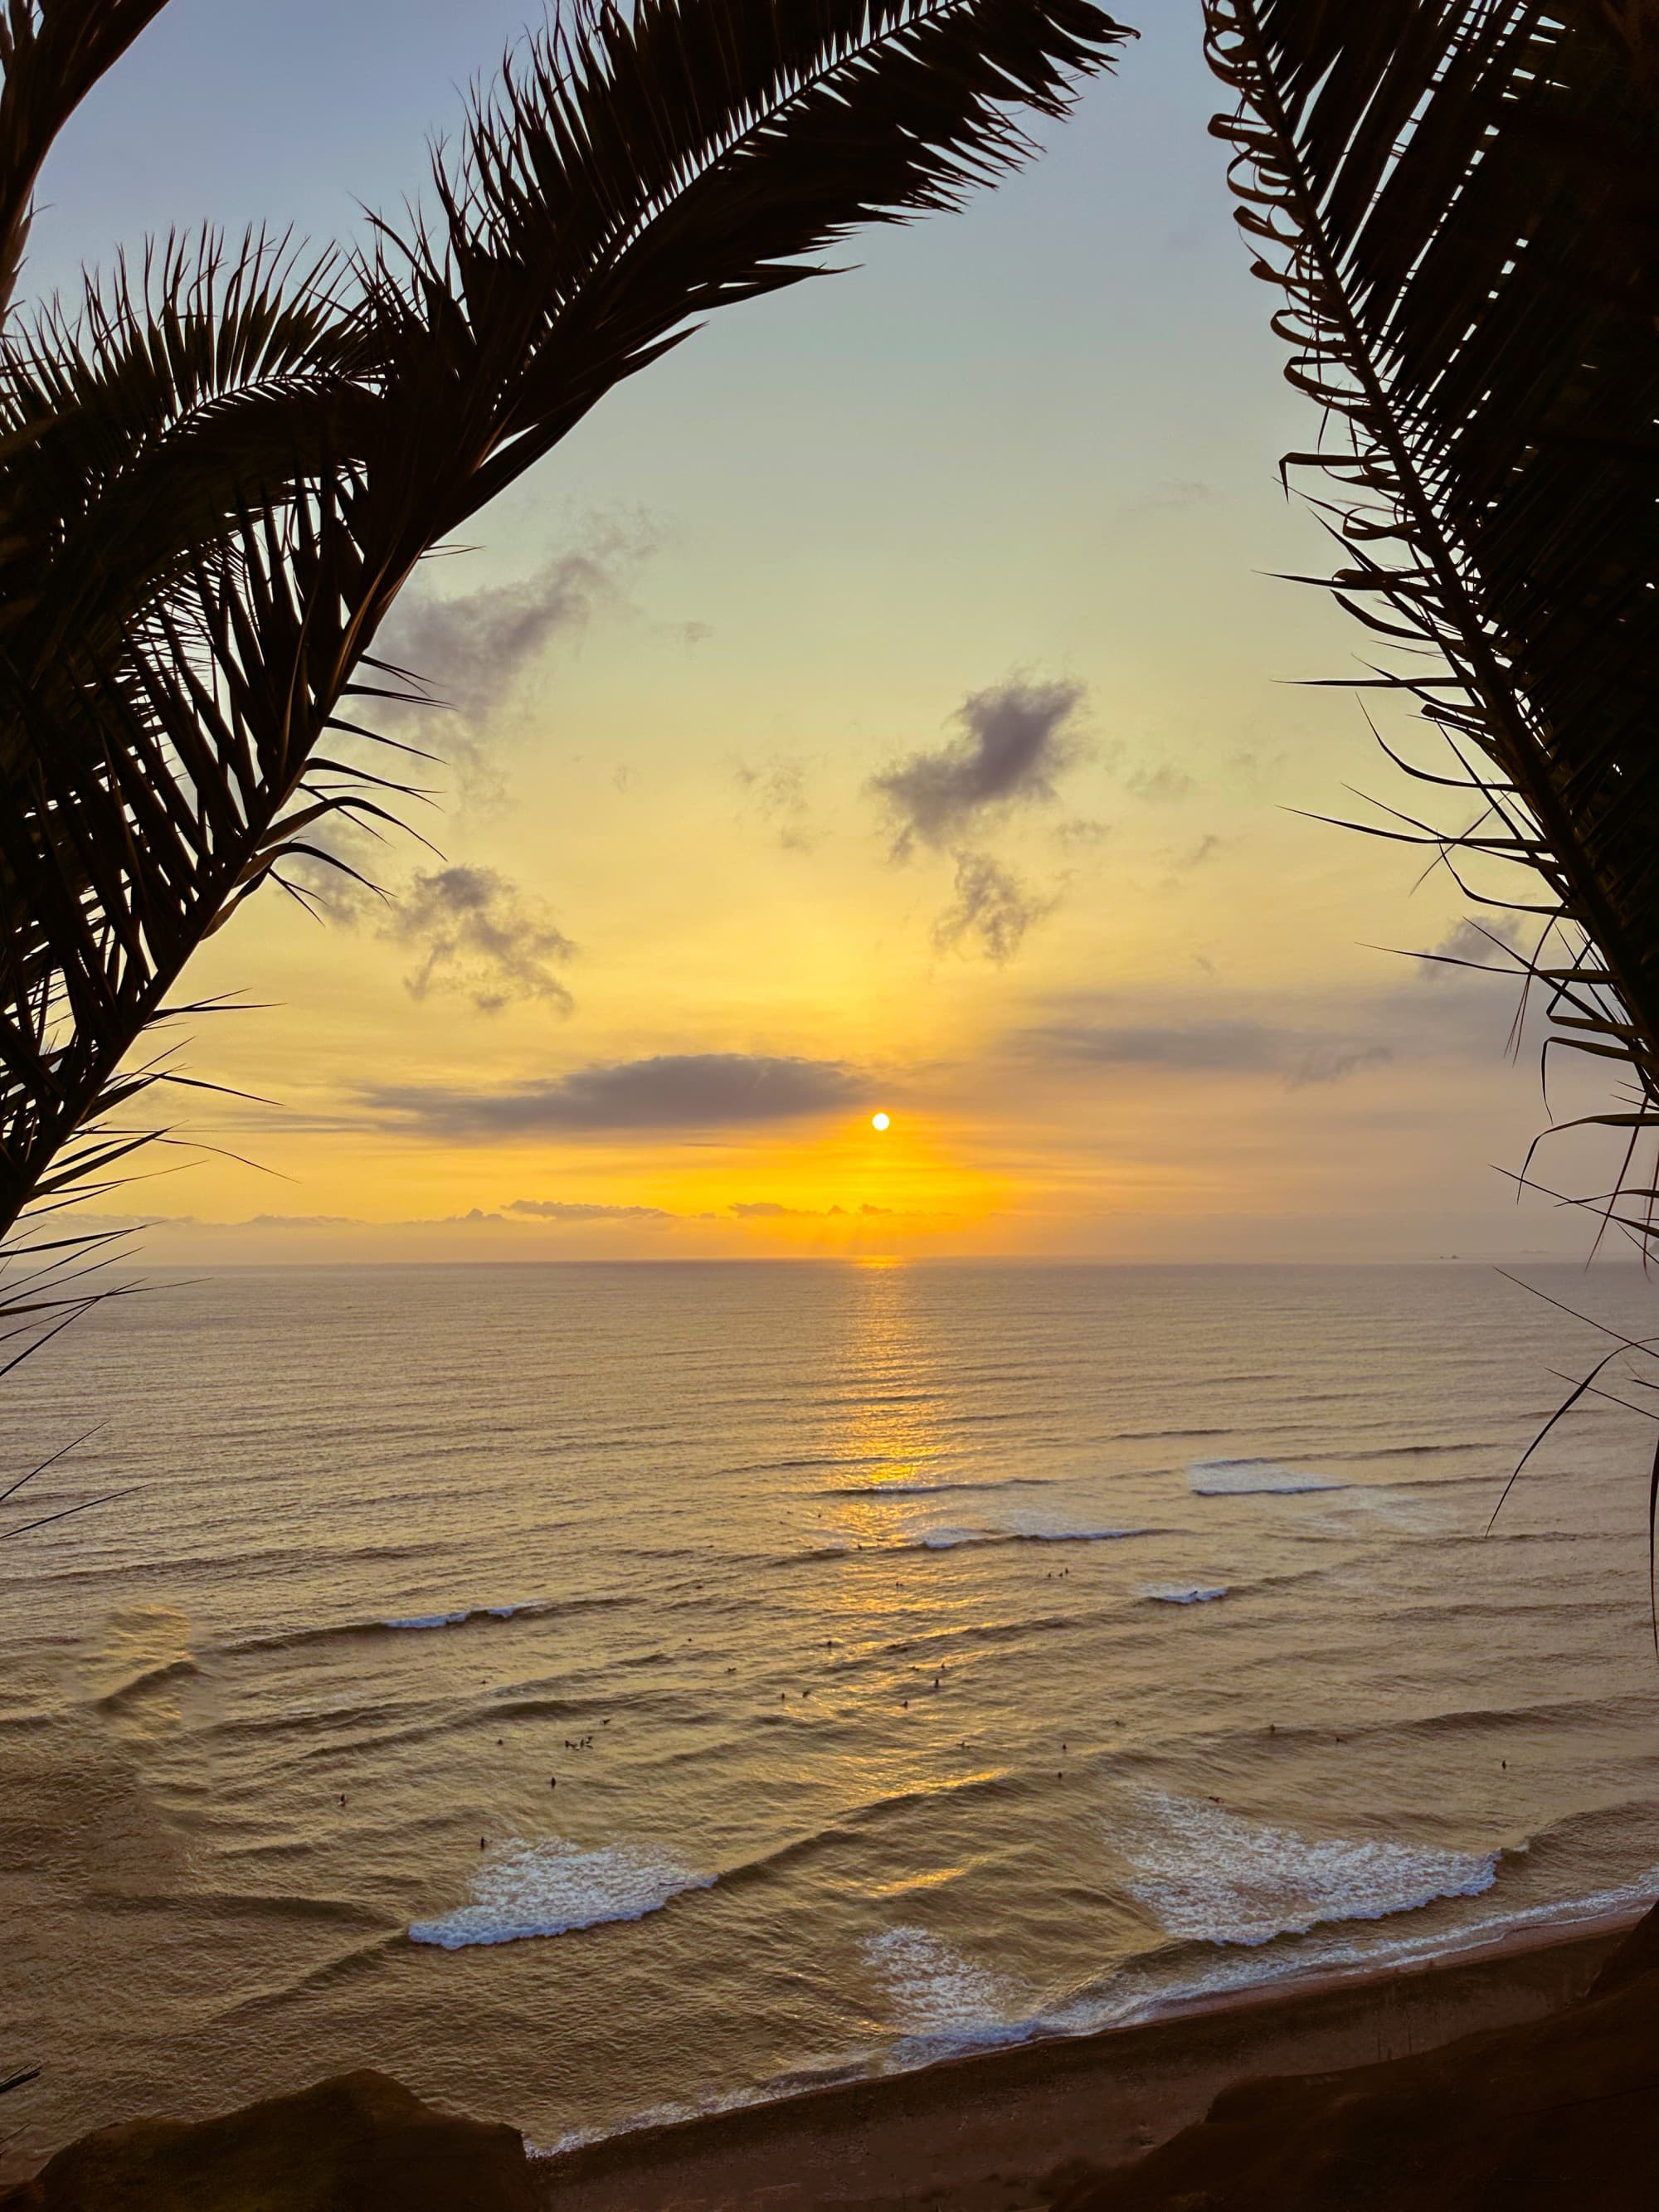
left=533, top=1903, right=1646, bottom=2210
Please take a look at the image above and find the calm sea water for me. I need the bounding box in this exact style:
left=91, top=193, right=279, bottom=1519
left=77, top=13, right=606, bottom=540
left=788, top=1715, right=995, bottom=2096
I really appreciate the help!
left=4, top=1261, right=1659, bottom=2172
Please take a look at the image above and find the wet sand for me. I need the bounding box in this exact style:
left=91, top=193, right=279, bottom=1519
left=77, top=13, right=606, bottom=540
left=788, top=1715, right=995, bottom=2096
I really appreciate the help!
left=533, top=1910, right=1642, bottom=2210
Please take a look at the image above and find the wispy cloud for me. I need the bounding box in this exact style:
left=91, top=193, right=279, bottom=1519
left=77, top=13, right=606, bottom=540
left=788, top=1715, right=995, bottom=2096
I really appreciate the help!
left=362, top=1053, right=870, bottom=1137
left=871, top=677, right=1088, bottom=858
left=379, top=519, right=659, bottom=803
left=1415, top=916, right=1529, bottom=978
left=1117, top=478, right=1218, bottom=523
left=1124, top=762, right=1194, bottom=804
left=382, top=867, right=577, bottom=1014
left=734, top=757, right=820, bottom=853
left=385, top=523, right=654, bottom=718
left=932, top=851, right=1051, bottom=965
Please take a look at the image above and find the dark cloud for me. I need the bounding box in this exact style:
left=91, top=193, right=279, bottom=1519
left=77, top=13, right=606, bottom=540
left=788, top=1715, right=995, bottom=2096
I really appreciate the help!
left=362, top=1053, right=869, bottom=1137
left=383, top=867, right=577, bottom=1014
left=932, top=851, right=1050, bottom=965
left=1020, top=1019, right=1393, bottom=1090
left=506, top=1198, right=675, bottom=1221
left=871, top=678, right=1087, bottom=857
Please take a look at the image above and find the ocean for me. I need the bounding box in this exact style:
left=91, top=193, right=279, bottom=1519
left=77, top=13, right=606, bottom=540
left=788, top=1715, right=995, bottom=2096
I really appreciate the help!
left=4, top=1259, right=1659, bottom=2172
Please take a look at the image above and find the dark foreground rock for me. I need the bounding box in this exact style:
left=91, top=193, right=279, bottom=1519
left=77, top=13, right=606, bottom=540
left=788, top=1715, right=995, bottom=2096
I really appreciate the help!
left=1052, top=1903, right=1659, bottom=2212
left=0, top=2069, right=537, bottom=2212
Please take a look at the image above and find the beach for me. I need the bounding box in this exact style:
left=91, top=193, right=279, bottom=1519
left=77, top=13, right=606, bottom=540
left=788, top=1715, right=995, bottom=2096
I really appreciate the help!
left=533, top=1908, right=1640, bottom=2208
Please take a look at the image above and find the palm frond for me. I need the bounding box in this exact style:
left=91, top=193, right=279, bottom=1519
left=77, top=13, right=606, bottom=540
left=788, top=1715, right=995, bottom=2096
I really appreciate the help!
left=0, top=0, right=175, bottom=320
left=1205, top=0, right=1659, bottom=1238
left=0, top=233, right=372, bottom=715
left=0, top=0, right=1131, bottom=1245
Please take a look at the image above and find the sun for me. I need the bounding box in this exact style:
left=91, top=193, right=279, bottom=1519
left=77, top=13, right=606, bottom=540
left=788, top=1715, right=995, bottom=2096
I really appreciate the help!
left=871, top=1111, right=891, bottom=1132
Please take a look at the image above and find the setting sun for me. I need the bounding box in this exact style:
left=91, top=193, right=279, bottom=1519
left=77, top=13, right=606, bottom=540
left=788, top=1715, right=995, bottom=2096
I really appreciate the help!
left=871, top=1111, right=891, bottom=1132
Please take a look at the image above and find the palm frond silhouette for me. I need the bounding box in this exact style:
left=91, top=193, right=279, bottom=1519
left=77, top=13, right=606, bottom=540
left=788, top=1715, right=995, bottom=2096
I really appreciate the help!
left=1206, top=0, right=1659, bottom=1244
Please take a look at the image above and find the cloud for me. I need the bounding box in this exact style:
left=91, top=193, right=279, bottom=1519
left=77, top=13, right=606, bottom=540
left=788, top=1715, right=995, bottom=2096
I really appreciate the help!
left=377, top=520, right=658, bottom=804
left=240, top=1213, right=359, bottom=1228
left=871, top=677, right=1088, bottom=857
left=506, top=1198, right=675, bottom=1221
left=729, top=1199, right=906, bottom=1219
left=1416, top=916, right=1529, bottom=978
left=734, top=757, right=819, bottom=853
left=1171, top=833, right=1224, bottom=870
left=383, top=537, right=645, bottom=727
left=362, top=1053, right=870, bottom=1137
left=67, top=1205, right=683, bottom=1234
left=1125, top=763, right=1194, bottom=804
left=932, top=851, right=1051, bottom=965
left=1118, top=478, right=1218, bottom=523
left=1020, top=1019, right=1393, bottom=1090
left=1284, top=1043, right=1394, bottom=1088
left=382, top=867, right=577, bottom=1014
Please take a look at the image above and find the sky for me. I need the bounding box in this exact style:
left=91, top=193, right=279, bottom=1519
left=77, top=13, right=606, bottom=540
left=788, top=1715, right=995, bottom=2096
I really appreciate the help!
left=29, top=0, right=1627, bottom=1265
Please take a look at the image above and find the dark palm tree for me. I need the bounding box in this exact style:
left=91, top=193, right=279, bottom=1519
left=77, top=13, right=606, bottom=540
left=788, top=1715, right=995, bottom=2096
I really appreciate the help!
left=0, top=0, right=1131, bottom=1333
left=1204, top=0, right=1659, bottom=1246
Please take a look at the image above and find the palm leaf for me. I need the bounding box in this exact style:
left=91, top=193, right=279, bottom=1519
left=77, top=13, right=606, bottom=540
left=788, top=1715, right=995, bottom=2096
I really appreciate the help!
left=0, top=0, right=1132, bottom=1245
left=1205, top=0, right=1659, bottom=1237
left=0, top=0, right=175, bottom=319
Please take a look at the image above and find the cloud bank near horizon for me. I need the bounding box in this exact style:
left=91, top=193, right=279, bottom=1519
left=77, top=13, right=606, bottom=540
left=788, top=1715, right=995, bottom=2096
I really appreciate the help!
left=360, top=1052, right=873, bottom=1137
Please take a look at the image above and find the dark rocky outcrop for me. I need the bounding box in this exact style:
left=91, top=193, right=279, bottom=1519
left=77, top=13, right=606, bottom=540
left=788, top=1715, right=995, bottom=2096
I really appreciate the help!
left=0, top=2069, right=537, bottom=2212
left=1053, top=1904, right=1659, bottom=2212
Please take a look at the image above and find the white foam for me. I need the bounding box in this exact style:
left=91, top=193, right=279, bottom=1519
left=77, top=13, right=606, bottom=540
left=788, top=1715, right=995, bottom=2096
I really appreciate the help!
left=384, top=1602, right=538, bottom=1631
left=1189, top=1458, right=1345, bottom=1498
left=917, top=1522, right=1146, bottom=1551
left=1120, top=1791, right=1498, bottom=1947
left=864, top=1925, right=1016, bottom=2039
left=409, top=1838, right=713, bottom=1950
left=1143, top=1584, right=1229, bottom=1605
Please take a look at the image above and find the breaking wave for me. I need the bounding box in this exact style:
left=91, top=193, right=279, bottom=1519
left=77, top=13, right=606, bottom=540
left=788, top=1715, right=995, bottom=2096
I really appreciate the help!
left=1119, top=1791, right=1501, bottom=1947
left=864, top=1925, right=1020, bottom=2044
left=409, top=1839, right=713, bottom=1951
left=1188, top=1458, right=1347, bottom=1497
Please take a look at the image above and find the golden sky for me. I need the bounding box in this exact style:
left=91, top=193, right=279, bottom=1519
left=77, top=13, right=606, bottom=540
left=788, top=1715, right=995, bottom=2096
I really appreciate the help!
left=38, top=2, right=1621, bottom=1265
